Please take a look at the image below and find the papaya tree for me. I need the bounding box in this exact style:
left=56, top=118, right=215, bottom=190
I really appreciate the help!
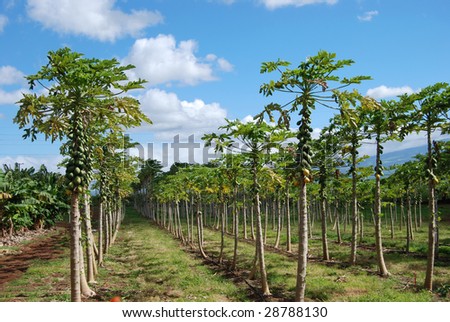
left=14, top=47, right=150, bottom=301
left=137, top=159, right=164, bottom=220
left=204, top=119, right=293, bottom=296
left=398, top=83, right=450, bottom=291
left=312, top=124, right=343, bottom=261
left=360, top=97, right=400, bottom=277
left=333, top=106, right=368, bottom=265
left=258, top=51, right=370, bottom=301
left=389, top=160, right=422, bottom=253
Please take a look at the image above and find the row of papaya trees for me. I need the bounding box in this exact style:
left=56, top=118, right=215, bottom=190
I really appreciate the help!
left=10, top=48, right=151, bottom=301
left=133, top=51, right=450, bottom=301
left=6, top=48, right=448, bottom=302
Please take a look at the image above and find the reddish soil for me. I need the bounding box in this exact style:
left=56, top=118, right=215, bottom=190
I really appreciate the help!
left=0, top=227, right=68, bottom=290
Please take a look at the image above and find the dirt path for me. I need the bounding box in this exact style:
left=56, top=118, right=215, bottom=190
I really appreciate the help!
left=0, top=227, right=68, bottom=290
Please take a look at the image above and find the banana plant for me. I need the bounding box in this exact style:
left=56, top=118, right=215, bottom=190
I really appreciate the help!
left=0, top=164, right=67, bottom=236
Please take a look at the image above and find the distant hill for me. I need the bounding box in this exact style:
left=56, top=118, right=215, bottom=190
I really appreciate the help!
left=361, top=139, right=448, bottom=169
left=361, top=144, right=428, bottom=168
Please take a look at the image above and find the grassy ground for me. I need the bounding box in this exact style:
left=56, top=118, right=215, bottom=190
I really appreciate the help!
left=0, top=204, right=448, bottom=302
left=93, top=209, right=249, bottom=302
left=192, top=203, right=450, bottom=301
left=0, top=208, right=249, bottom=302
left=199, top=228, right=439, bottom=301
left=0, top=228, right=70, bottom=301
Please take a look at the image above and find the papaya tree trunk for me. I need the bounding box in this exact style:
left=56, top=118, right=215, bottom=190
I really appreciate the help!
left=176, top=201, right=185, bottom=244
left=335, top=201, right=342, bottom=244
left=79, top=241, right=95, bottom=297
left=250, top=203, right=255, bottom=240
left=70, top=192, right=81, bottom=302
left=349, top=141, right=358, bottom=265
left=252, top=157, right=270, bottom=296
left=286, top=182, right=292, bottom=252
left=185, top=200, right=191, bottom=244
left=274, top=195, right=282, bottom=249
left=295, top=175, right=308, bottom=302
left=219, top=200, right=225, bottom=264
left=255, top=186, right=270, bottom=295
left=424, top=127, right=437, bottom=291
left=243, top=192, right=248, bottom=240
left=196, top=196, right=208, bottom=259
left=374, top=136, right=389, bottom=276
left=406, top=192, right=412, bottom=253
left=320, top=196, right=329, bottom=261
left=83, top=194, right=96, bottom=283
left=104, top=202, right=110, bottom=254
left=97, top=200, right=104, bottom=266
left=263, top=201, right=268, bottom=244
left=232, top=186, right=239, bottom=271
left=389, top=203, right=395, bottom=239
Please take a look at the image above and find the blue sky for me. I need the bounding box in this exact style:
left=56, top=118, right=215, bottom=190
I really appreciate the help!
left=0, top=0, right=449, bottom=170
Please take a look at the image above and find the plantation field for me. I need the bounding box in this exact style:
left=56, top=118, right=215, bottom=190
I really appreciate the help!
left=0, top=209, right=248, bottom=302
left=0, top=206, right=448, bottom=302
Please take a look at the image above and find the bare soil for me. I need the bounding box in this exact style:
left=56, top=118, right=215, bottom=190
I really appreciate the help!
left=0, top=226, right=68, bottom=290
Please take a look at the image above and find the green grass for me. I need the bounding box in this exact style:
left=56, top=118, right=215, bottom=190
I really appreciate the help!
left=1, top=203, right=448, bottom=302
left=0, top=209, right=248, bottom=302
left=199, top=226, right=440, bottom=301
left=185, top=202, right=450, bottom=301
left=94, top=208, right=249, bottom=302
left=0, top=254, right=71, bottom=302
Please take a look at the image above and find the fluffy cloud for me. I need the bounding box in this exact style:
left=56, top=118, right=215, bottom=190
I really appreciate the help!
left=124, top=35, right=232, bottom=86
left=260, top=0, right=338, bottom=10
left=26, top=0, right=163, bottom=42
left=358, top=10, right=379, bottom=22
left=0, top=15, right=8, bottom=32
left=217, top=58, right=234, bottom=72
left=134, top=88, right=227, bottom=140
left=0, top=66, right=27, bottom=105
left=366, top=85, right=415, bottom=99
left=0, top=155, right=64, bottom=173
left=0, top=89, right=23, bottom=105
left=0, top=66, right=25, bottom=85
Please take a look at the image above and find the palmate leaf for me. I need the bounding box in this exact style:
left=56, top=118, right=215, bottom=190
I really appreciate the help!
left=15, top=47, right=151, bottom=145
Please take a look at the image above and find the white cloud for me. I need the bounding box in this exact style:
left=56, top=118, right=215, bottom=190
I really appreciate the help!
left=357, top=10, right=379, bottom=22
left=0, top=155, right=64, bottom=173
left=366, top=85, right=415, bottom=99
left=260, top=0, right=338, bottom=10
left=26, top=0, right=163, bottom=42
left=217, top=58, right=234, bottom=72
left=242, top=115, right=255, bottom=123
left=0, top=89, right=24, bottom=105
left=133, top=88, right=227, bottom=140
left=0, top=113, right=5, bottom=119
left=0, top=15, right=8, bottom=32
left=0, top=66, right=25, bottom=85
left=124, top=34, right=232, bottom=86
